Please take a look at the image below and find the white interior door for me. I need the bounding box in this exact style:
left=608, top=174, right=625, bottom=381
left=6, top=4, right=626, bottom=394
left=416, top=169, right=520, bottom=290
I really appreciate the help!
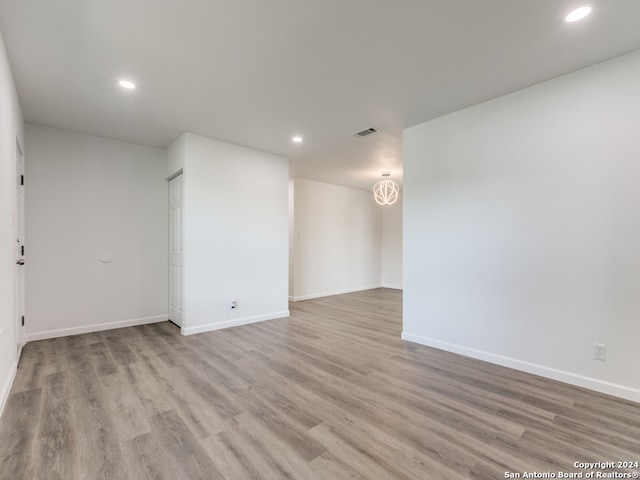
left=168, top=174, right=184, bottom=327
left=15, top=141, right=25, bottom=355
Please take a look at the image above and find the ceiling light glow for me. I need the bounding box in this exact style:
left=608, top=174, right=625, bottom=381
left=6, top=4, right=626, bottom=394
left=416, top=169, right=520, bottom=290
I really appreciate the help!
left=565, top=6, right=591, bottom=22
left=373, top=172, right=399, bottom=206
left=292, top=136, right=303, bottom=143
left=118, top=80, right=136, bottom=89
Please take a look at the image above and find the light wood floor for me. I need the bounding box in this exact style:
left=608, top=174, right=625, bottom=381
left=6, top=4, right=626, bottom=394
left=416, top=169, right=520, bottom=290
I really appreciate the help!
left=1, top=289, right=639, bottom=479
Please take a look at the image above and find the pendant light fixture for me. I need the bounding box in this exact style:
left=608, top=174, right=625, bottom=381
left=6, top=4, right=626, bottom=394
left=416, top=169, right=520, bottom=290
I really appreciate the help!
left=373, top=172, right=399, bottom=206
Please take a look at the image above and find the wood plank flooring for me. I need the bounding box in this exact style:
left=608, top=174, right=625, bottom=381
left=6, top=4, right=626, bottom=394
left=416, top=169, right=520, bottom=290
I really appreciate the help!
left=1, top=288, right=639, bottom=479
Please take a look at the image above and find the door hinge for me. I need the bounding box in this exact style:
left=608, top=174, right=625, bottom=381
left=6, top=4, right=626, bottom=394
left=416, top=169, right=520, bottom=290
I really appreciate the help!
left=20, top=175, right=24, bottom=186
left=21, top=245, right=24, bottom=256
left=21, top=316, right=24, bottom=326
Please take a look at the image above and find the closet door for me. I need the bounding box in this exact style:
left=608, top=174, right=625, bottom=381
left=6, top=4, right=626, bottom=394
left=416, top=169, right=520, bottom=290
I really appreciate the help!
left=168, top=174, right=184, bottom=327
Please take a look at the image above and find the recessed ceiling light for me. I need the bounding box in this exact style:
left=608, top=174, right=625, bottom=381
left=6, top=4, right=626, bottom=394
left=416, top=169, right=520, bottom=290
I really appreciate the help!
left=565, top=6, right=592, bottom=22
left=118, top=80, right=136, bottom=89
left=292, top=136, right=303, bottom=143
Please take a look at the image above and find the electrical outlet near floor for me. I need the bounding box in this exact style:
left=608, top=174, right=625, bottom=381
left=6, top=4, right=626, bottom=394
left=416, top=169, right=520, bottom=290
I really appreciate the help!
left=593, top=343, right=606, bottom=361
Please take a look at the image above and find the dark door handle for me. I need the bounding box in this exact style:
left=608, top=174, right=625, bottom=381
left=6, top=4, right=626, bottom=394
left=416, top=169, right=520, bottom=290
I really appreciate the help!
left=16, top=259, right=24, bottom=265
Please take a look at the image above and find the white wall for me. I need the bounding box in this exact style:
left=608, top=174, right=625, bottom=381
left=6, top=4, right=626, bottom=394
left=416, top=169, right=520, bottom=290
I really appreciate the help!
left=0, top=28, right=24, bottom=416
left=25, top=124, right=168, bottom=340
left=403, top=50, right=640, bottom=403
left=177, top=133, right=289, bottom=334
left=382, top=196, right=402, bottom=289
left=290, top=178, right=382, bottom=301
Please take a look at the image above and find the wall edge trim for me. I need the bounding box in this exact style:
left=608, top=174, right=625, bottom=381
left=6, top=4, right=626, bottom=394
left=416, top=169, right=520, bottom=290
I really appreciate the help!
left=182, top=311, right=290, bottom=336
left=0, top=360, right=18, bottom=419
left=290, top=284, right=383, bottom=302
left=25, top=315, right=168, bottom=342
left=401, top=332, right=640, bottom=404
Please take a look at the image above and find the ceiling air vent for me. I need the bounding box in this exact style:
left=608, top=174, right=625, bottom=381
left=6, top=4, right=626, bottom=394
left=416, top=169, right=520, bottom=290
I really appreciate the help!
left=352, top=127, right=379, bottom=138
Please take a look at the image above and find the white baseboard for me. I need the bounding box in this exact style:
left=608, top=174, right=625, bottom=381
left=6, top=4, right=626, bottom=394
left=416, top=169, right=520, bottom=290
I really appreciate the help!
left=401, top=332, right=640, bottom=404
left=0, top=360, right=18, bottom=419
left=25, top=315, right=168, bottom=342
left=381, top=284, right=403, bottom=290
left=182, top=311, right=290, bottom=336
left=290, top=284, right=383, bottom=302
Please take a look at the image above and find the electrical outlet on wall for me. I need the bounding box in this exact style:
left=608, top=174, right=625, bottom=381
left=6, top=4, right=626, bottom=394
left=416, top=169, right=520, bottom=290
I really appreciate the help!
left=230, top=300, right=238, bottom=310
left=593, top=343, right=606, bottom=361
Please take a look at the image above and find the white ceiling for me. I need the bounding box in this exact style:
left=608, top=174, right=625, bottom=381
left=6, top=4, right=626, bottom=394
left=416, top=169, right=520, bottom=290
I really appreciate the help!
left=1, top=0, right=640, bottom=190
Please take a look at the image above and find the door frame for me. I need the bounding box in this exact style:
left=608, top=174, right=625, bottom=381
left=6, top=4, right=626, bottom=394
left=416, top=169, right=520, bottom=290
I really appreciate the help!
left=14, top=138, right=25, bottom=357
